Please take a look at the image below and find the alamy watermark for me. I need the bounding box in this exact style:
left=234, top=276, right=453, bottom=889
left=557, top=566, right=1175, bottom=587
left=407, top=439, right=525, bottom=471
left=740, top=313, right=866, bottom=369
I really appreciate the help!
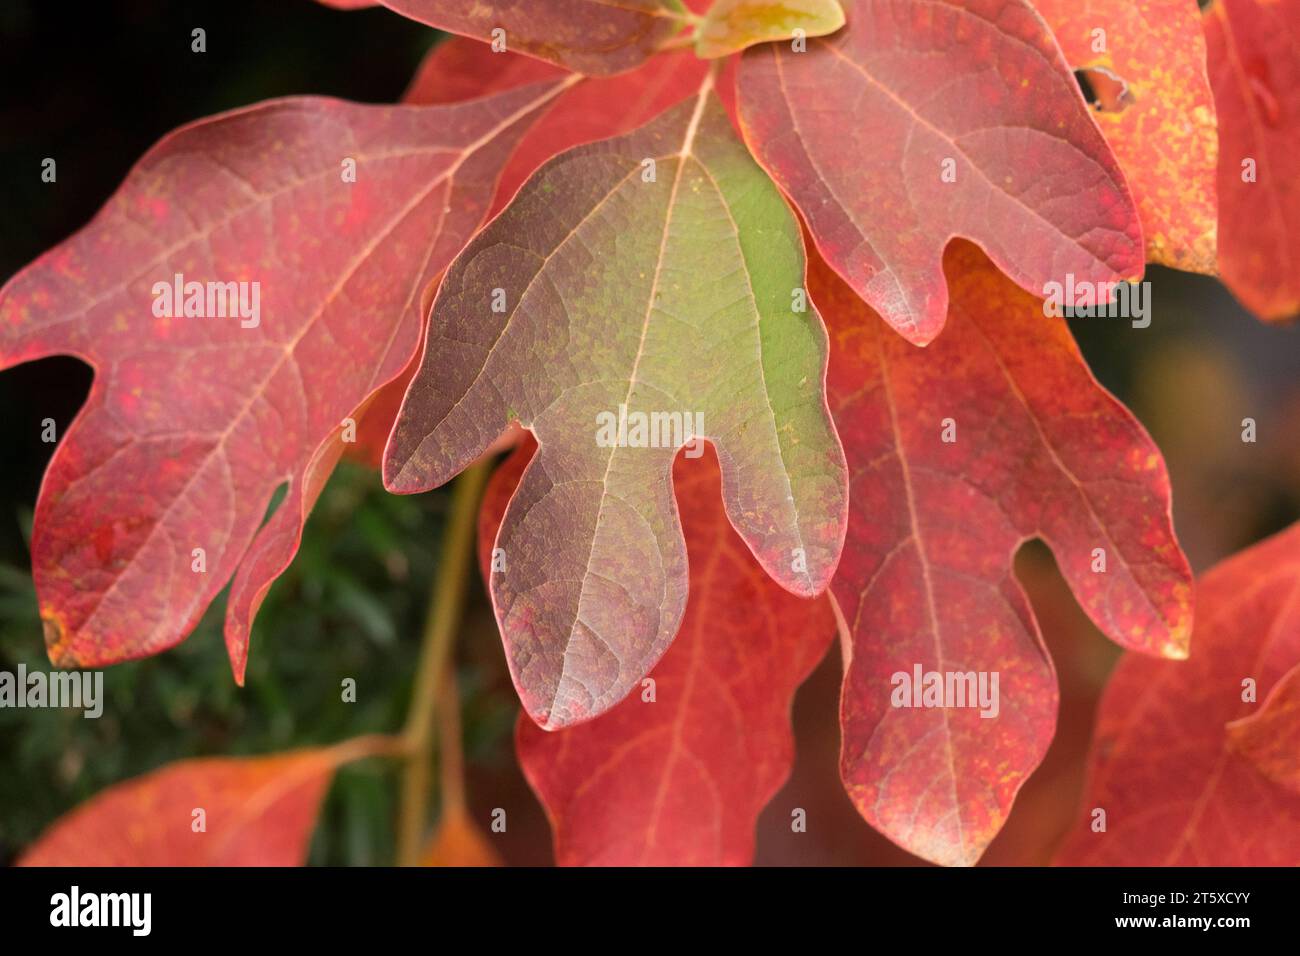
left=890, top=663, right=999, bottom=718
left=152, top=272, right=261, bottom=328
left=0, top=664, right=102, bottom=718
left=1042, top=274, right=1151, bottom=328
left=595, top=403, right=705, bottom=458
left=50, top=886, right=151, bottom=936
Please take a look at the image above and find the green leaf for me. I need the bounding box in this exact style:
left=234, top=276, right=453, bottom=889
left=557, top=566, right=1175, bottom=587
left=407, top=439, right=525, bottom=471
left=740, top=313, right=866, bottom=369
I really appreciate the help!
left=385, top=77, right=847, bottom=729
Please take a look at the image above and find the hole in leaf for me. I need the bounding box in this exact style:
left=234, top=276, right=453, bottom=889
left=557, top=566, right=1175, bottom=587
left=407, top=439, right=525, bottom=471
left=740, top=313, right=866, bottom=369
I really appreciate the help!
left=1073, top=66, right=1134, bottom=114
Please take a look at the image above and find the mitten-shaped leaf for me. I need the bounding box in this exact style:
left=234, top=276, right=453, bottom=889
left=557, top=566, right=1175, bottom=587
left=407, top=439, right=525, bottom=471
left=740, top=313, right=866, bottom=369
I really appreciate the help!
left=737, top=0, right=1144, bottom=344
left=1057, top=523, right=1300, bottom=865
left=817, top=242, right=1191, bottom=866
left=482, top=439, right=835, bottom=864
left=1204, top=0, right=1300, bottom=321
left=1034, top=0, right=1218, bottom=273
left=0, top=86, right=565, bottom=678
left=388, top=79, right=848, bottom=729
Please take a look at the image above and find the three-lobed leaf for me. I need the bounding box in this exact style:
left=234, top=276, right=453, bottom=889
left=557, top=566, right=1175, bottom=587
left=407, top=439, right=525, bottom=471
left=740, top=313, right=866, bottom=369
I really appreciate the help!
left=386, top=78, right=848, bottom=730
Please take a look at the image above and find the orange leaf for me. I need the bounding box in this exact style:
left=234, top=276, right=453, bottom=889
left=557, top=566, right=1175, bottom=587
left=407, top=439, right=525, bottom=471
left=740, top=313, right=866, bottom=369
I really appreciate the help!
left=19, top=739, right=391, bottom=866
left=421, top=806, right=502, bottom=867
left=1035, top=0, right=1218, bottom=273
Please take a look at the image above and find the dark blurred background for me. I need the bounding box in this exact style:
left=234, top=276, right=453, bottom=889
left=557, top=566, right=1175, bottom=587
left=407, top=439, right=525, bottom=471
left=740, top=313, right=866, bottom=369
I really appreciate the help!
left=1, top=0, right=1297, bottom=867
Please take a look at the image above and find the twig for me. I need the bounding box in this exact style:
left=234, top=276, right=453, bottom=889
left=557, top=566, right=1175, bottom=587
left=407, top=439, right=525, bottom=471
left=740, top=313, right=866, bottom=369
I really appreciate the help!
left=437, top=668, right=467, bottom=817
left=395, top=458, right=492, bottom=866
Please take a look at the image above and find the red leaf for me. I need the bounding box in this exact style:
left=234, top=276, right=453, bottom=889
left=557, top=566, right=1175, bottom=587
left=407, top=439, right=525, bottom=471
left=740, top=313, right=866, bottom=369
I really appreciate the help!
left=737, top=0, right=1144, bottom=345
left=1056, top=522, right=1300, bottom=865
left=483, top=439, right=836, bottom=865
left=0, top=87, right=566, bottom=678
left=319, top=0, right=689, bottom=76
left=1204, top=0, right=1300, bottom=321
left=816, top=241, right=1191, bottom=865
left=1033, top=0, right=1218, bottom=274
left=18, top=740, right=390, bottom=866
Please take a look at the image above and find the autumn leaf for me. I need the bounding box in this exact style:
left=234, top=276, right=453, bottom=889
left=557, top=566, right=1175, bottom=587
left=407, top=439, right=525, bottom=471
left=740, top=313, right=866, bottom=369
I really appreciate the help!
left=737, top=0, right=1144, bottom=345
left=319, top=0, right=691, bottom=76
left=0, top=85, right=571, bottom=680
left=386, top=74, right=848, bottom=730
left=695, top=0, right=846, bottom=59
left=814, top=241, right=1192, bottom=866
left=1034, top=0, right=1218, bottom=274
left=1204, top=0, right=1300, bottom=321
left=482, top=438, right=835, bottom=864
left=18, top=738, right=394, bottom=865
left=1056, top=522, right=1300, bottom=865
